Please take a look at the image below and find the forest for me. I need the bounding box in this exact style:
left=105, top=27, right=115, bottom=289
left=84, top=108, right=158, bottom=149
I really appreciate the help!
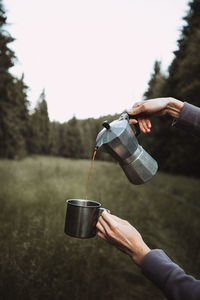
left=1, top=0, right=200, bottom=176
left=1, top=1, right=200, bottom=299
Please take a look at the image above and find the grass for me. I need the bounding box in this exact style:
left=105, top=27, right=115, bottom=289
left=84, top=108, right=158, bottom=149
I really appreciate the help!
left=0, top=156, right=200, bottom=300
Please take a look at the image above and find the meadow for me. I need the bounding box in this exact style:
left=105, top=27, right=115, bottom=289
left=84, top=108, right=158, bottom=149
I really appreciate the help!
left=0, top=156, right=200, bottom=300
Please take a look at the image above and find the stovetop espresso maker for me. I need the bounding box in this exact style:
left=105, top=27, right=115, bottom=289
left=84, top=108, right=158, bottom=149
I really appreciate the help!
left=95, top=113, right=158, bottom=185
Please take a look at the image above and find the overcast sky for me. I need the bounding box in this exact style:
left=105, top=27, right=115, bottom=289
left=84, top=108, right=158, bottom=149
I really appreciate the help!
left=5, top=0, right=189, bottom=122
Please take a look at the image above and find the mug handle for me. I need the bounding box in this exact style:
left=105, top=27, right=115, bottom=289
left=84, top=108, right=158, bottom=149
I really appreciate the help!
left=99, top=207, right=109, bottom=213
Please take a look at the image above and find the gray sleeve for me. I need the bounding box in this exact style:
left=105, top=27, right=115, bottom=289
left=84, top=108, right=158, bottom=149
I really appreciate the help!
left=172, top=102, right=200, bottom=136
left=141, top=249, right=200, bottom=300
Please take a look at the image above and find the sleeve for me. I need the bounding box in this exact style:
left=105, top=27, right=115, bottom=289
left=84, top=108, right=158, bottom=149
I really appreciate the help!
left=172, top=102, right=200, bottom=136
left=141, top=249, right=200, bottom=300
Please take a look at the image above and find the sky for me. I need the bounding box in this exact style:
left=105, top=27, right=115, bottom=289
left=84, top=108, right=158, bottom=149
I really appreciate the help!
left=5, top=0, right=189, bottom=122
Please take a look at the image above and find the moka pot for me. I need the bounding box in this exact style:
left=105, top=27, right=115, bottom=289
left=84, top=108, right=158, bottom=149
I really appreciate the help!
left=95, top=113, right=158, bottom=185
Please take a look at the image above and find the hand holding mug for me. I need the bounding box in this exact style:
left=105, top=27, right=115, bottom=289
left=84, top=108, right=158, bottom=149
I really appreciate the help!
left=96, top=211, right=150, bottom=265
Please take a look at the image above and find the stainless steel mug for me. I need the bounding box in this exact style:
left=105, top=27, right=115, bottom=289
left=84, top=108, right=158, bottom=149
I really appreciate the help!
left=64, top=199, right=106, bottom=239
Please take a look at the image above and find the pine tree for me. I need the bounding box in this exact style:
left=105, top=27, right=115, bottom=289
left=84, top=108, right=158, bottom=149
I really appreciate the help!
left=0, top=1, right=29, bottom=158
left=142, top=0, right=200, bottom=176
left=142, top=61, right=170, bottom=169
left=144, top=61, right=167, bottom=99
left=49, top=121, right=62, bottom=156
left=166, top=0, right=200, bottom=104
left=164, top=0, right=200, bottom=175
left=61, top=117, right=84, bottom=158
left=28, top=90, right=50, bottom=154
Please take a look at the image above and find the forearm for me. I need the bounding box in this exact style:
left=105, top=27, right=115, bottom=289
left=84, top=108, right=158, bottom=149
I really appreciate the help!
left=166, top=98, right=184, bottom=118
left=141, top=249, right=200, bottom=300
left=130, top=241, right=151, bottom=265
left=159, top=98, right=200, bottom=136
left=172, top=102, right=200, bottom=136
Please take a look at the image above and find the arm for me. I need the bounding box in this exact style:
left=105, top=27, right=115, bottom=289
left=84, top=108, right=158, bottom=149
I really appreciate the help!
left=97, top=211, right=200, bottom=300
left=141, top=249, right=200, bottom=300
left=126, top=97, right=184, bottom=133
left=172, top=102, right=200, bottom=136
left=126, top=97, right=200, bottom=136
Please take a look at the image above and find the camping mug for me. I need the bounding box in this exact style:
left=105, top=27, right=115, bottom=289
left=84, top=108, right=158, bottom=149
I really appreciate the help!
left=64, top=199, right=107, bottom=239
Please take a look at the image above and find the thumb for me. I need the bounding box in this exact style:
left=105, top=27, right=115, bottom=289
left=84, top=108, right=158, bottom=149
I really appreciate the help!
left=129, top=119, right=138, bottom=125
left=126, top=105, right=144, bottom=116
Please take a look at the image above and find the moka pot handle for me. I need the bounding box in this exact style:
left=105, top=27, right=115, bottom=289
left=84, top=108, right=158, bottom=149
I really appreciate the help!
left=127, top=114, right=140, bottom=136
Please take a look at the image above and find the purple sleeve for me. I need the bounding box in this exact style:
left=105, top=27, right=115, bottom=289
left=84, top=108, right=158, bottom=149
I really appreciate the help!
left=173, top=102, right=200, bottom=136
left=141, top=249, right=200, bottom=300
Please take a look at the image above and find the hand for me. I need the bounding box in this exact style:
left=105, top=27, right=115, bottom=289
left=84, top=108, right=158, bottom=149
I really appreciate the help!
left=126, top=97, right=184, bottom=133
left=96, top=211, right=150, bottom=265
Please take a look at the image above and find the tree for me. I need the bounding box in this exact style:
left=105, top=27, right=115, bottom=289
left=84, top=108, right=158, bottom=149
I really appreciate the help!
left=164, top=0, right=200, bottom=176
left=60, top=117, right=84, bottom=158
left=28, top=90, right=50, bottom=154
left=142, top=61, right=171, bottom=169
left=0, top=1, right=29, bottom=158
left=49, top=121, right=62, bottom=156
left=141, top=0, right=200, bottom=177
left=167, top=0, right=200, bottom=105
left=143, top=61, right=167, bottom=99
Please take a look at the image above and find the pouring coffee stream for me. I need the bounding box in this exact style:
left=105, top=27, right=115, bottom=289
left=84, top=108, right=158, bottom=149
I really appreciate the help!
left=85, top=149, right=97, bottom=200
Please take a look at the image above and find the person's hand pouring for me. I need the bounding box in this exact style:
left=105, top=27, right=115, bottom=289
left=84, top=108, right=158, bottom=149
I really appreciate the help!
left=126, top=97, right=184, bottom=134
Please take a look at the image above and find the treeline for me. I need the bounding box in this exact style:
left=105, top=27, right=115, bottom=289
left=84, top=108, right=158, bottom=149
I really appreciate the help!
left=1, top=0, right=200, bottom=176
left=140, top=0, right=200, bottom=176
left=0, top=0, right=115, bottom=161
left=48, top=113, right=119, bottom=160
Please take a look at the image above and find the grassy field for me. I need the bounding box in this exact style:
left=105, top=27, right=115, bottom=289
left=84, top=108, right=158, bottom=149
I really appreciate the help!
left=0, top=156, right=200, bottom=300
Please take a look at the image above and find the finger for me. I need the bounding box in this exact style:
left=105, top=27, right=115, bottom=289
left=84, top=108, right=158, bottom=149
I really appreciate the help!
left=100, top=209, right=110, bottom=215
left=126, top=103, right=144, bottom=115
left=146, top=118, right=151, bottom=129
left=138, top=119, right=147, bottom=133
left=126, top=102, right=142, bottom=111
left=101, top=211, right=117, bottom=227
left=96, top=220, right=106, bottom=235
left=99, top=213, right=114, bottom=235
left=100, top=214, right=122, bottom=238
left=97, top=231, right=108, bottom=241
left=141, top=118, right=148, bottom=132
left=128, top=119, right=138, bottom=125
left=143, top=118, right=151, bottom=133
left=109, top=214, right=128, bottom=225
left=98, top=231, right=130, bottom=256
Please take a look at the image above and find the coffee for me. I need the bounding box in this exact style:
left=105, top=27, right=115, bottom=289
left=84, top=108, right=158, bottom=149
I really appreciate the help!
left=85, top=149, right=96, bottom=200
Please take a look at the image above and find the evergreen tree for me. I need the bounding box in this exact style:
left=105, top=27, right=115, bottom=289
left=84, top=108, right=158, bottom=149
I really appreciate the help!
left=142, top=61, right=170, bottom=169
left=144, top=61, right=167, bottom=99
left=142, top=0, right=200, bottom=176
left=49, top=121, right=62, bottom=156
left=57, top=123, right=67, bottom=157
left=79, top=118, right=99, bottom=159
left=164, top=0, right=200, bottom=176
left=60, top=116, right=84, bottom=158
left=0, top=1, right=29, bottom=158
left=28, top=90, right=50, bottom=154
left=167, top=0, right=200, bottom=104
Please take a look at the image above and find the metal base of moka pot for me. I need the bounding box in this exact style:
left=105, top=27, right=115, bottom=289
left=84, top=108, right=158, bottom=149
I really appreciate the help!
left=120, top=145, right=158, bottom=185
